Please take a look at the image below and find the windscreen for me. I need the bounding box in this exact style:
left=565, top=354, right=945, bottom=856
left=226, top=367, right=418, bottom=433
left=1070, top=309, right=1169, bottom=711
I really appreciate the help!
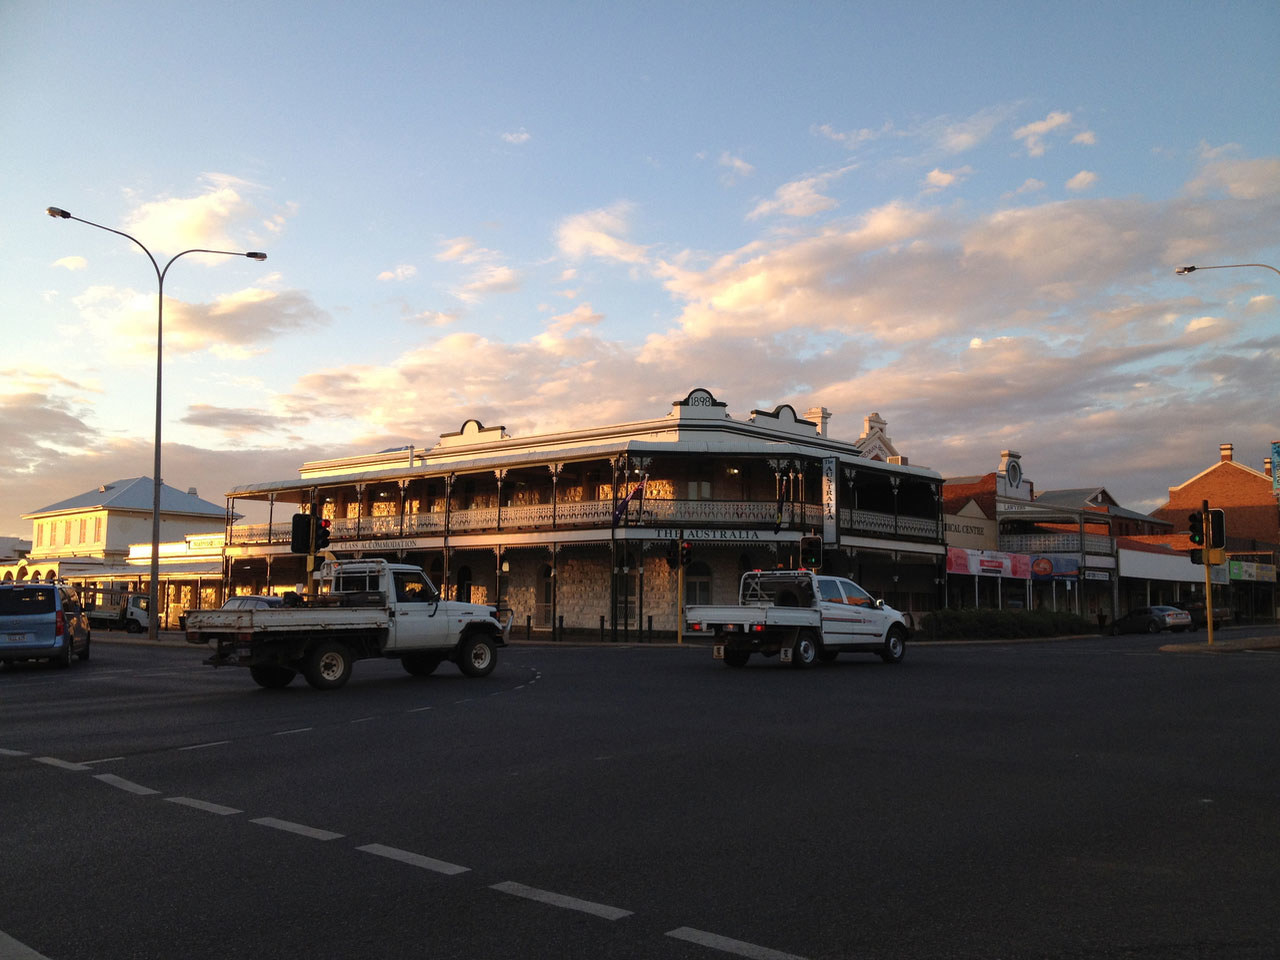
left=0, top=588, right=55, bottom=615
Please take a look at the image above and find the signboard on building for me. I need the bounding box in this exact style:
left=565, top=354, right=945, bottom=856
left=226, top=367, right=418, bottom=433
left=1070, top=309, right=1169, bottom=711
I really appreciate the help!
left=947, top=547, right=1030, bottom=578
left=822, top=457, right=838, bottom=546
left=1229, top=560, right=1277, bottom=583
left=1030, top=555, right=1080, bottom=581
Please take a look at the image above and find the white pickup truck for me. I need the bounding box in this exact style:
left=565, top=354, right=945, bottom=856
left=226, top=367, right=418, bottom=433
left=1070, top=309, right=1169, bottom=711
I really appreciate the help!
left=185, top=559, right=512, bottom=690
left=685, top=569, right=909, bottom=668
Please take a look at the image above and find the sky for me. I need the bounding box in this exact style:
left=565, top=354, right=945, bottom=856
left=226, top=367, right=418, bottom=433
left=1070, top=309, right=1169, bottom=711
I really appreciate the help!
left=2, top=0, right=1278, bottom=538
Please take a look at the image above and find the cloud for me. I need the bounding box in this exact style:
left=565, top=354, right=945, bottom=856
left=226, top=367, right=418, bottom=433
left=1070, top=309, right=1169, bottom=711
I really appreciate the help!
left=556, top=203, right=649, bottom=263
left=121, top=173, right=272, bottom=256
left=814, top=121, right=895, bottom=149
left=1072, top=131, right=1097, bottom=146
left=501, top=128, right=531, bottom=144
left=377, top=264, right=418, bottom=282
left=923, top=165, right=974, bottom=193
left=747, top=166, right=853, bottom=220
left=1066, top=170, right=1098, bottom=191
left=1184, top=153, right=1280, bottom=200
left=719, top=152, right=755, bottom=184
left=1013, top=110, right=1073, bottom=157
left=454, top=265, right=521, bottom=303
left=53, top=256, right=87, bottom=270
left=181, top=403, right=287, bottom=436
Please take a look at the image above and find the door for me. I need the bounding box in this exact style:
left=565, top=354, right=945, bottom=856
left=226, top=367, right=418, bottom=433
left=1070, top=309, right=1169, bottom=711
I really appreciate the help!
left=838, top=578, right=892, bottom=640
left=387, top=571, right=451, bottom=651
left=815, top=577, right=856, bottom=645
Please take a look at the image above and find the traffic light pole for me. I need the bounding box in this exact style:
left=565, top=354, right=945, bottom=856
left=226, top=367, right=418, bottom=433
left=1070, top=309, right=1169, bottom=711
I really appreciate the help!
left=1202, top=498, right=1215, bottom=647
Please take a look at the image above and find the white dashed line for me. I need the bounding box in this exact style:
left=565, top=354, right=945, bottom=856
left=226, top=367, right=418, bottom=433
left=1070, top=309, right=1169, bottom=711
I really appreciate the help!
left=167, top=796, right=242, bottom=816
left=350, top=717, right=375, bottom=724
left=178, top=741, right=231, bottom=751
left=251, top=817, right=344, bottom=841
left=666, top=926, right=811, bottom=960
left=33, top=757, right=91, bottom=771
left=0, top=928, right=52, bottom=959
left=407, top=706, right=433, bottom=713
left=491, top=881, right=633, bottom=920
left=356, top=843, right=470, bottom=875
left=94, top=773, right=160, bottom=796
left=0, top=748, right=29, bottom=757
left=274, top=727, right=312, bottom=736
left=84, top=756, right=126, bottom=765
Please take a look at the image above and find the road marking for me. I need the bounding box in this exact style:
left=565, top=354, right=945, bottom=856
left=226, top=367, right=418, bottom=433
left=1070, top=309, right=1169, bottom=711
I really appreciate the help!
left=178, top=741, right=231, bottom=751
left=666, top=927, right=810, bottom=960
left=407, top=705, right=433, bottom=713
left=33, top=757, right=91, bottom=771
left=0, top=929, right=52, bottom=959
left=490, top=881, right=633, bottom=920
left=357, top=843, right=470, bottom=875
left=351, top=717, right=375, bottom=723
left=0, top=748, right=29, bottom=757
left=94, top=773, right=160, bottom=796
left=274, top=727, right=313, bottom=736
left=251, top=817, right=344, bottom=841
left=167, top=796, right=242, bottom=816
left=83, top=756, right=126, bottom=765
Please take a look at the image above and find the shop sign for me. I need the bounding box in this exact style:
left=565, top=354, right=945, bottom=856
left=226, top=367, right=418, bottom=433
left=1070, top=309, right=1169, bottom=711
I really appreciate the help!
left=1030, top=555, right=1080, bottom=581
left=947, top=546, right=1030, bottom=578
left=1230, top=560, right=1277, bottom=583
left=822, top=458, right=838, bottom=545
left=1084, top=570, right=1111, bottom=581
left=653, top=528, right=765, bottom=542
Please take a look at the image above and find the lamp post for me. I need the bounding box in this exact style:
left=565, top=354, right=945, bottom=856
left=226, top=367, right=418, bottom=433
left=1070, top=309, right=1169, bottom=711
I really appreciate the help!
left=1176, top=263, right=1280, bottom=277
left=46, top=206, right=267, bottom=641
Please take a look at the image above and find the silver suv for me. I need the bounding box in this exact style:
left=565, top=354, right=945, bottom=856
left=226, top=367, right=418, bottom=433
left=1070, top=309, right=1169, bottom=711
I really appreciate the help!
left=0, top=583, right=91, bottom=668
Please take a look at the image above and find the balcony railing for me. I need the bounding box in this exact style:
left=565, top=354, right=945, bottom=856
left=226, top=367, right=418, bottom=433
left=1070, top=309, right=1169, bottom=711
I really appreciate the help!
left=227, top=499, right=940, bottom=546
left=1000, top=533, right=1114, bottom=555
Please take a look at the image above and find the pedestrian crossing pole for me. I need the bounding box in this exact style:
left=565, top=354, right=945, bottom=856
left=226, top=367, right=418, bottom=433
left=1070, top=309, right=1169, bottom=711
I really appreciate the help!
left=1202, top=499, right=1215, bottom=647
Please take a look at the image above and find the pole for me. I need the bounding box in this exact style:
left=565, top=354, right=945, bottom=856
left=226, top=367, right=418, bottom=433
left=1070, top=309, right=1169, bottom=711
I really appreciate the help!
left=1203, top=498, right=1215, bottom=647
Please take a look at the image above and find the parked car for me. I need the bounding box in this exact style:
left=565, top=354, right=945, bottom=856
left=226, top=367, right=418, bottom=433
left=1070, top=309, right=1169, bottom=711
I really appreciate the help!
left=1173, top=600, right=1231, bottom=630
left=1111, top=605, right=1192, bottom=635
left=220, top=595, right=285, bottom=611
left=0, top=583, right=91, bottom=668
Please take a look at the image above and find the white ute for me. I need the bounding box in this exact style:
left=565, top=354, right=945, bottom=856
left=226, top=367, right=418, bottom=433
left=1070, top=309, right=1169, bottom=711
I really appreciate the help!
left=685, top=569, right=909, bottom=668
left=185, top=559, right=512, bottom=690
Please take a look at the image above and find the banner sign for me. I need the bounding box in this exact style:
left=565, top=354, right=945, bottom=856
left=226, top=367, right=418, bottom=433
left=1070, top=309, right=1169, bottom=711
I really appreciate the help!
left=947, top=547, right=1031, bottom=578
left=1274, top=441, right=1280, bottom=492
left=1030, top=555, right=1080, bottom=581
left=822, top=458, right=838, bottom=546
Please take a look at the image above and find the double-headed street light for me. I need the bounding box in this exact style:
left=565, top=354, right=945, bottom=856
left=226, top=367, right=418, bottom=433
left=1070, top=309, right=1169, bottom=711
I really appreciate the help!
left=46, top=206, right=267, bottom=642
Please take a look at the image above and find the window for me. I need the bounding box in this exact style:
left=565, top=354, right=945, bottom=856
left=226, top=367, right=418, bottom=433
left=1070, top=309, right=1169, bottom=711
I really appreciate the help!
left=839, top=579, right=875, bottom=607
left=818, top=580, right=846, bottom=603
left=36, top=525, right=44, bottom=547
left=685, top=561, right=712, bottom=606
left=79, top=519, right=87, bottom=543
left=94, top=517, right=103, bottom=543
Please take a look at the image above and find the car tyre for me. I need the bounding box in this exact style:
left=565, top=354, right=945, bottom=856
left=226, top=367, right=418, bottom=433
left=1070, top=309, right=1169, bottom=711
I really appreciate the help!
left=881, top=625, right=907, bottom=664
left=791, top=630, right=819, bottom=668
left=55, top=636, right=74, bottom=668
left=303, top=641, right=353, bottom=690
left=456, top=634, right=497, bottom=678
left=77, top=634, right=91, bottom=662
left=250, top=664, right=296, bottom=689
left=1146, top=621, right=1159, bottom=634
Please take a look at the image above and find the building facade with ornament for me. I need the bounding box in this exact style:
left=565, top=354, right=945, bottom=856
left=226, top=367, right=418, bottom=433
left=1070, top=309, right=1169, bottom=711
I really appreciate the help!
left=215, top=388, right=947, bottom=638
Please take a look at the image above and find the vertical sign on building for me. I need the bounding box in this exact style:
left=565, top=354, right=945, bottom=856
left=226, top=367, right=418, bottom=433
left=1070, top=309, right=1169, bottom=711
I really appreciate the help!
left=1273, top=441, right=1280, bottom=493
left=822, top=457, right=838, bottom=545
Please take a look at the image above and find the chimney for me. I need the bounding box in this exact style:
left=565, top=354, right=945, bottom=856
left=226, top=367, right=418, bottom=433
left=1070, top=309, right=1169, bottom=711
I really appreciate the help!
left=1266, top=457, right=1273, bottom=479
left=187, top=487, right=198, bottom=496
left=1219, top=443, right=1233, bottom=463
left=806, top=406, right=832, bottom=436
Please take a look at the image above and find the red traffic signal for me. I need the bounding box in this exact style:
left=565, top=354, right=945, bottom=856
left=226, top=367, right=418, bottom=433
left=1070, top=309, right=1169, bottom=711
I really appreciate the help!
left=679, top=542, right=692, bottom=566
left=315, top=518, right=332, bottom=550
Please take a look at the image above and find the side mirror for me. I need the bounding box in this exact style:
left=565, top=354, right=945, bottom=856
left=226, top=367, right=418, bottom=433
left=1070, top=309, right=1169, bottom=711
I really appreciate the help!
left=875, top=598, right=885, bottom=609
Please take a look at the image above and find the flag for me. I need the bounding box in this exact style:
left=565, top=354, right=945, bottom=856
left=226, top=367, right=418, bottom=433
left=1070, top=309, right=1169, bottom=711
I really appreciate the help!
left=773, top=473, right=787, bottom=533
left=612, top=476, right=647, bottom=528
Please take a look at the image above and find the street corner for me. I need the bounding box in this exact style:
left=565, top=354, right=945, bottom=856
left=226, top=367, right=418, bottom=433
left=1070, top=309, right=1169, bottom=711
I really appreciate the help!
left=1160, top=635, right=1280, bottom=654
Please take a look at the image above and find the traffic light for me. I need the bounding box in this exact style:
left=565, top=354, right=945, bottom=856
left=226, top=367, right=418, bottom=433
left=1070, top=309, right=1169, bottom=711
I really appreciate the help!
left=1188, top=511, right=1204, bottom=546
left=799, top=535, right=823, bottom=569
left=315, top=518, right=332, bottom=550
left=679, top=542, right=692, bottom=566
left=290, top=513, right=315, bottom=554
left=1208, top=508, right=1225, bottom=549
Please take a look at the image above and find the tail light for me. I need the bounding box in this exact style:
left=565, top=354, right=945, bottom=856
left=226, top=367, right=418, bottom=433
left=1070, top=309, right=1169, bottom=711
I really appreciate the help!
left=56, top=611, right=66, bottom=636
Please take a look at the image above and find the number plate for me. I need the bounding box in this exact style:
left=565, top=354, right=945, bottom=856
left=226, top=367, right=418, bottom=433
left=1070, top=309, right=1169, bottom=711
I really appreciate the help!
left=721, top=623, right=738, bottom=632
left=7, top=633, right=32, bottom=643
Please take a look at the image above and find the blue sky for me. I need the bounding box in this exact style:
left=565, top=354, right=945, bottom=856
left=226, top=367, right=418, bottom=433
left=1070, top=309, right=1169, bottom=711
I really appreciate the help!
left=2, top=0, right=1278, bottom=536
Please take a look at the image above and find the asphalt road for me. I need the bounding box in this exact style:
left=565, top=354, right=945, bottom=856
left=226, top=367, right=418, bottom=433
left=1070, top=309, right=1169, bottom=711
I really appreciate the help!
left=2, top=631, right=1278, bottom=960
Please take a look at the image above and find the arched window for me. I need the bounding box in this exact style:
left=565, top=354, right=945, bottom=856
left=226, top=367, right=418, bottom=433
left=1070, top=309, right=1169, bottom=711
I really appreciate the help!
left=685, top=560, right=712, bottom=606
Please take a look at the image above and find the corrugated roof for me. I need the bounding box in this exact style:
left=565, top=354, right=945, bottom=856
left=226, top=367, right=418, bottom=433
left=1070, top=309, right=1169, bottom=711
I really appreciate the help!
left=25, top=477, right=225, bottom=519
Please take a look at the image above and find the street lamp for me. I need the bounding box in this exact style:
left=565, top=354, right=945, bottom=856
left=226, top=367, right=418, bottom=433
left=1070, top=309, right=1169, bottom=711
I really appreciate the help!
left=46, top=206, right=267, bottom=641
left=1176, top=263, right=1280, bottom=277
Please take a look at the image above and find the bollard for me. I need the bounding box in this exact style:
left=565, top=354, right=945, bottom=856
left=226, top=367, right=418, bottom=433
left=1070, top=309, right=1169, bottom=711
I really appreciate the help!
left=647, top=615, right=653, bottom=643
left=599, top=614, right=606, bottom=642
left=525, top=615, right=531, bottom=642
left=557, top=614, right=564, bottom=642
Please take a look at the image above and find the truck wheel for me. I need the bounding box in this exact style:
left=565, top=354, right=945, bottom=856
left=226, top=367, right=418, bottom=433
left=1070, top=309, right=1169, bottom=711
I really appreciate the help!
left=250, top=664, right=296, bottom=689
left=881, top=626, right=907, bottom=664
left=457, top=634, right=497, bottom=678
left=723, top=649, right=750, bottom=668
left=126, top=619, right=143, bottom=634
left=791, top=631, right=819, bottom=668
left=402, top=653, right=442, bottom=676
left=303, top=641, right=353, bottom=690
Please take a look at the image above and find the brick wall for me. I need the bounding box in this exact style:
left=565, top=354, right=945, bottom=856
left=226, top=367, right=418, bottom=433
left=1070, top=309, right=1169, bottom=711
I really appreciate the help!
left=1152, top=461, right=1279, bottom=545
